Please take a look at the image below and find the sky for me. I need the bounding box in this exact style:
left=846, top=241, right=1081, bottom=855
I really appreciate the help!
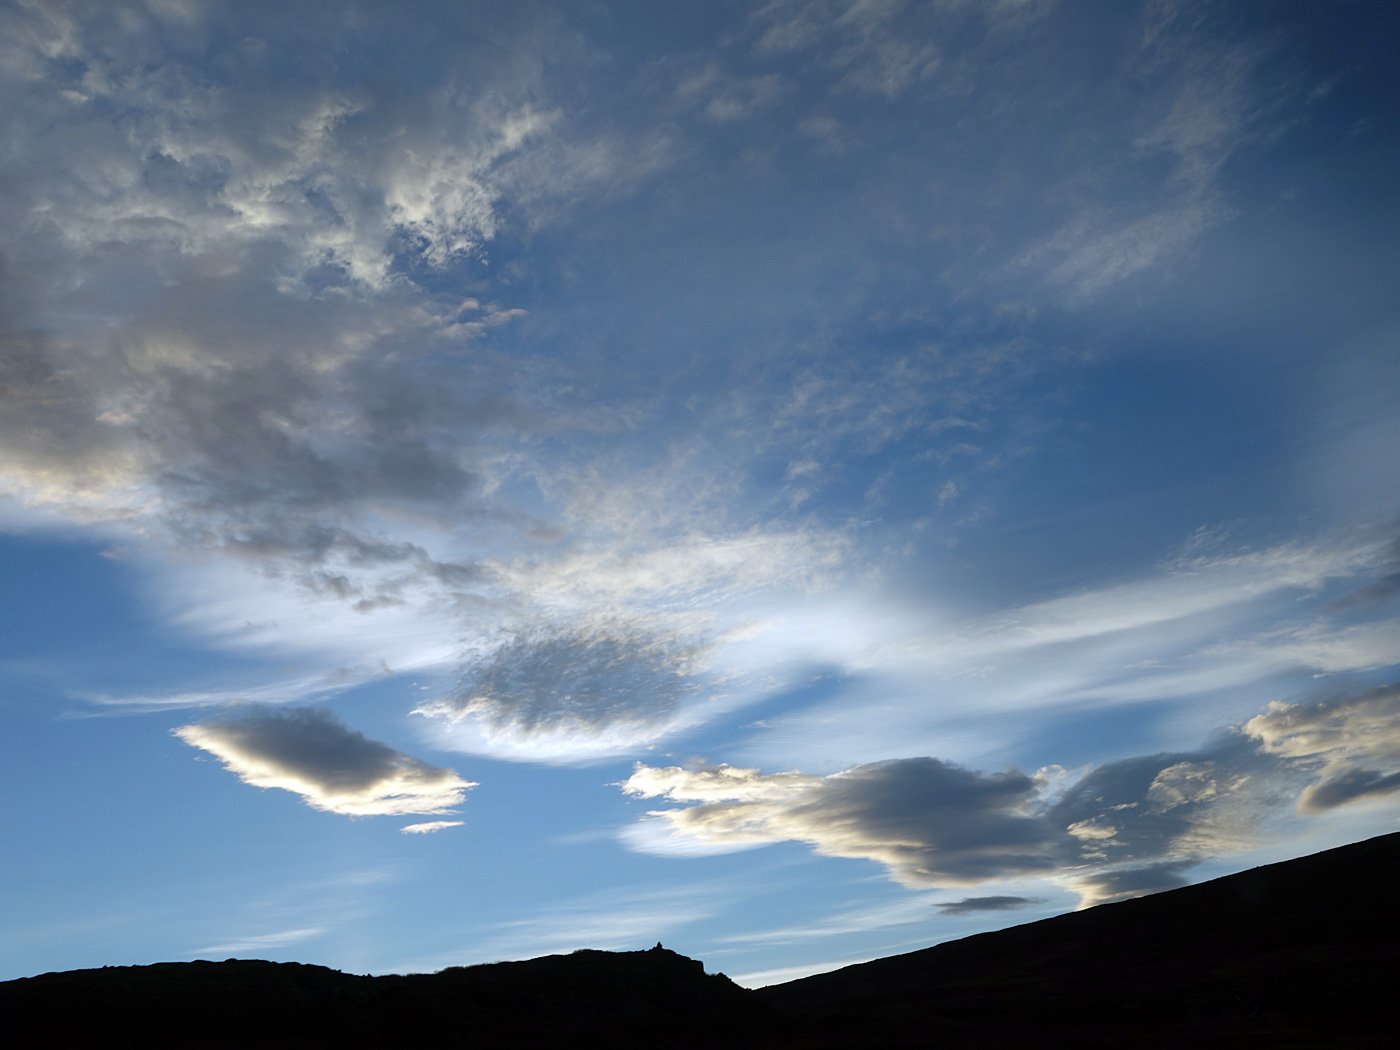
left=2, top=0, right=1399, bottom=989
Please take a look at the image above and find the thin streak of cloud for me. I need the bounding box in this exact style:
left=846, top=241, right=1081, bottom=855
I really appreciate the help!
left=188, top=927, right=323, bottom=956
left=401, top=820, right=464, bottom=834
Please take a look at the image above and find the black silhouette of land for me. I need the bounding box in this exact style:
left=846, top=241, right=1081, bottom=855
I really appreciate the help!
left=4, top=832, right=1396, bottom=1048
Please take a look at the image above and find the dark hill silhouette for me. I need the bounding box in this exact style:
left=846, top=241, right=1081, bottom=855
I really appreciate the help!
left=0, top=945, right=775, bottom=1049
left=757, top=831, right=1400, bottom=1047
left=3, top=832, right=1397, bottom=1047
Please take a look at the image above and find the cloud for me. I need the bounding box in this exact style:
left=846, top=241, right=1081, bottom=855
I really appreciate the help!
left=624, top=686, right=1400, bottom=906
left=719, top=893, right=950, bottom=947
left=0, top=1, right=550, bottom=606
left=735, top=530, right=1400, bottom=772
left=401, top=820, right=464, bottom=834
left=934, top=895, right=1042, bottom=916
left=1010, top=9, right=1284, bottom=299
left=2, top=0, right=1396, bottom=790
left=749, top=0, right=941, bottom=100
left=668, top=61, right=786, bottom=123
left=1244, top=686, right=1400, bottom=813
left=1065, top=859, right=1200, bottom=909
left=420, top=622, right=712, bottom=740
left=188, top=927, right=324, bottom=956
left=174, top=706, right=475, bottom=816
left=0, top=0, right=860, bottom=756
left=622, top=757, right=1063, bottom=886
left=1047, top=747, right=1263, bottom=864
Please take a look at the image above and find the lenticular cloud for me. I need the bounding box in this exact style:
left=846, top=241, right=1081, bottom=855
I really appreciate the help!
left=175, top=706, right=475, bottom=816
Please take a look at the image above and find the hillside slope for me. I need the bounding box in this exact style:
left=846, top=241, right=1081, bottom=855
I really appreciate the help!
left=3, top=832, right=1397, bottom=1047
left=0, top=946, right=777, bottom=1049
left=758, top=831, right=1400, bottom=1047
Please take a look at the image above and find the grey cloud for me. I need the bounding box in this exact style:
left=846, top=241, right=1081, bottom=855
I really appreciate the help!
left=623, top=757, right=1063, bottom=886
left=1299, top=768, right=1400, bottom=813
left=624, top=750, right=1239, bottom=902
left=623, top=697, right=1367, bottom=904
left=174, top=705, right=475, bottom=816
left=0, top=2, right=559, bottom=644
left=0, top=3, right=769, bottom=758
left=1330, top=537, right=1400, bottom=611
left=1244, top=686, right=1400, bottom=814
left=0, top=2, right=557, bottom=291
left=431, top=624, right=711, bottom=736
left=1067, top=858, right=1199, bottom=909
left=1330, top=571, right=1400, bottom=612
left=935, top=895, right=1042, bottom=916
left=0, top=3, right=539, bottom=530
left=1048, top=742, right=1264, bottom=866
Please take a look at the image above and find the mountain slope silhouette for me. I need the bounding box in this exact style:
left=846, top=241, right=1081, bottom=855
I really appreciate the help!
left=4, top=832, right=1396, bottom=1047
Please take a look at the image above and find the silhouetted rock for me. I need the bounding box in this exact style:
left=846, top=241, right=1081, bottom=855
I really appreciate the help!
left=4, top=833, right=1398, bottom=1048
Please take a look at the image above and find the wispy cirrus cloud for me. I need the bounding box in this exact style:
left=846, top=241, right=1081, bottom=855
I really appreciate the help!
left=730, top=529, right=1400, bottom=770
left=188, top=927, right=324, bottom=957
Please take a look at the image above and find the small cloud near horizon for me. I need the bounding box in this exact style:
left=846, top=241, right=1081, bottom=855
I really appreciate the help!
left=935, top=895, right=1043, bottom=915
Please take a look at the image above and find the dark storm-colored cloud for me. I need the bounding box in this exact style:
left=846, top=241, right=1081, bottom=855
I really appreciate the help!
left=174, top=705, right=474, bottom=816
left=935, top=895, right=1042, bottom=916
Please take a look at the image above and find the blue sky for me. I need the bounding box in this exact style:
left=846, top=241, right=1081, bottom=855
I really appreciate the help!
left=2, top=0, right=1399, bottom=987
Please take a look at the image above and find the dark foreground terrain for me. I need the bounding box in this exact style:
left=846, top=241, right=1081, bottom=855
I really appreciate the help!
left=4, top=833, right=1397, bottom=1048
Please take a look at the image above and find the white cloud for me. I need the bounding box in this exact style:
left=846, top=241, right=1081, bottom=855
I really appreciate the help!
left=750, top=0, right=940, bottom=99
left=1244, top=687, right=1400, bottom=813
left=401, top=820, right=464, bottom=834
left=188, top=926, right=324, bottom=956
left=1013, top=17, right=1278, bottom=299
left=731, top=531, right=1400, bottom=771
left=719, top=893, right=953, bottom=947
left=174, top=706, right=475, bottom=816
